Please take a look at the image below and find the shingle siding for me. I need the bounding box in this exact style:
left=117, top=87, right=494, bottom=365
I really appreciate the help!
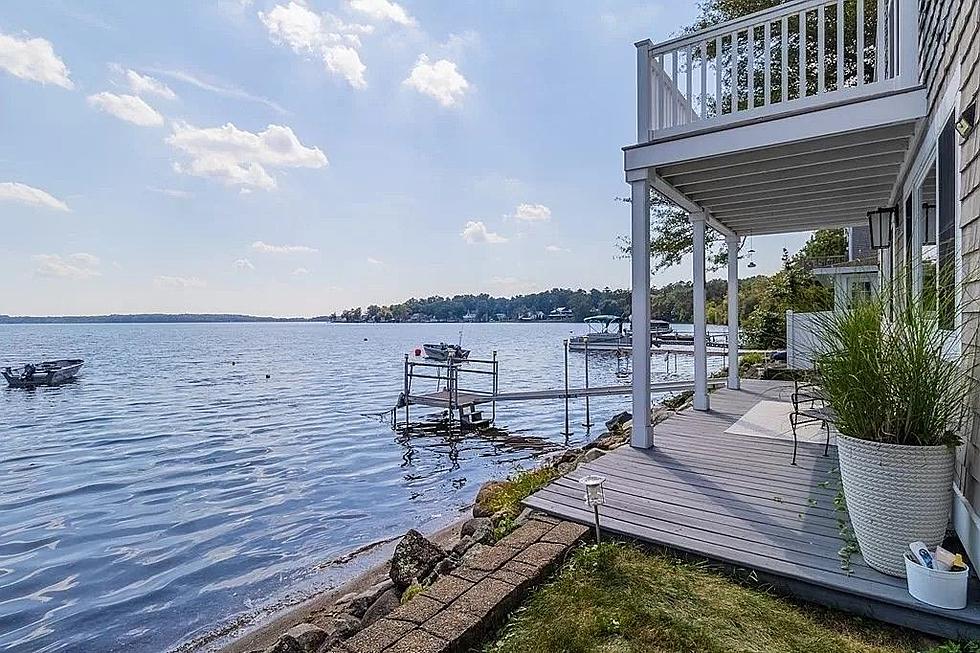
left=944, top=0, right=980, bottom=506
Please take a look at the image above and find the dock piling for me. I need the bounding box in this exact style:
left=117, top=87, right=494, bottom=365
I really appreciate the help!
left=562, top=339, right=573, bottom=438
left=582, top=336, right=593, bottom=428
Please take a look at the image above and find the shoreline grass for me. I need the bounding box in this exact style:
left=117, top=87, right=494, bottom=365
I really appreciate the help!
left=484, top=542, right=938, bottom=653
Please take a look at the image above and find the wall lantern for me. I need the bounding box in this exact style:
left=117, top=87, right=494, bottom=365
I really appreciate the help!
left=867, top=206, right=896, bottom=250
left=580, top=474, right=606, bottom=542
left=956, top=101, right=976, bottom=140
left=922, top=203, right=937, bottom=246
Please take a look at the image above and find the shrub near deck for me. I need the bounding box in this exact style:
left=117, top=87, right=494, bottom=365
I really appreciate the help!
left=484, top=543, right=935, bottom=653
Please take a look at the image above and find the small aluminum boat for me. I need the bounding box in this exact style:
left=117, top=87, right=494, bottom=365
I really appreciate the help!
left=3, top=359, right=84, bottom=388
left=422, top=343, right=470, bottom=362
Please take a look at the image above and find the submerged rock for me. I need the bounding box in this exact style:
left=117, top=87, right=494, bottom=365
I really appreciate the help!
left=389, top=529, right=446, bottom=588
left=362, top=588, right=401, bottom=627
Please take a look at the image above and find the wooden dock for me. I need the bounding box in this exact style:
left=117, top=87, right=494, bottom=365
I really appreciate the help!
left=525, top=380, right=980, bottom=640
left=407, top=379, right=727, bottom=410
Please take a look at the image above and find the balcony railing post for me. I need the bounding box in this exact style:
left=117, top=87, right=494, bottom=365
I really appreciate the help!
left=897, top=0, right=918, bottom=84
left=637, top=41, right=652, bottom=142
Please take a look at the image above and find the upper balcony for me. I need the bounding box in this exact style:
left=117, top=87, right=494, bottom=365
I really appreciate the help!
left=634, top=0, right=921, bottom=146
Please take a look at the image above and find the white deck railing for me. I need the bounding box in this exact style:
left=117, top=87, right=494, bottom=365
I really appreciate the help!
left=636, top=0, right=918, bottom=142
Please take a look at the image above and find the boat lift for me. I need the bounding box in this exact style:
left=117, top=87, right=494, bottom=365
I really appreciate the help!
left=393, top=343, right=728, bottom=435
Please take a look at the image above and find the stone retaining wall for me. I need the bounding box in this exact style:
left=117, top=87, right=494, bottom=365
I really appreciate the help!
left=328, top=514, right=588, bottom=653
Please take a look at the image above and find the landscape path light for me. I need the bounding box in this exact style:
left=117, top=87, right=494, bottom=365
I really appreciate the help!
left=580, top=474, right=606, bottom=543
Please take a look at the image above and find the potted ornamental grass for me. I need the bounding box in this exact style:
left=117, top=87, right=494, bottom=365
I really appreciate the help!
left=815, top=292, right=975, bottom=577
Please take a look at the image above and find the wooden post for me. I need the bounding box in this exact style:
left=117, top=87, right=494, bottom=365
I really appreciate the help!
left=727, top=234, right=740, bottom=390
left=630, top=175, right=653, bottom=448
left=404, top=354, right=410, bottom=427
left=491, top=350, right=497, bottom=423
left=693, top=212, right=710, bottom=411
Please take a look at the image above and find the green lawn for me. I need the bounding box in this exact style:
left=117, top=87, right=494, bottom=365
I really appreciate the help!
left=484, top=542, right=941, bottom=653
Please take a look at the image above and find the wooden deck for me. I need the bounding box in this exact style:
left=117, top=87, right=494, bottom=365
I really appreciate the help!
left=526, top=380, right=980, bottom=640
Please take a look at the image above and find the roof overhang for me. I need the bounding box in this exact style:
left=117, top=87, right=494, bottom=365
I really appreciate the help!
left=625, top=85, right=927, bottom=236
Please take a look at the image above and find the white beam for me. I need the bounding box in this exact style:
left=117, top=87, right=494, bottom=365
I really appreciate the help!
left=650, top=173, right=702, bottom=214
left=631, top=176, right=653, bottom=447
left=692, top=212, right=709, bottom=411
left=727, top=234, right=740, bottom=390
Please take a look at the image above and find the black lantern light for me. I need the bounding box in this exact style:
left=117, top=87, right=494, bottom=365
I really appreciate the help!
left=956, top=101, right=976, bottom=140
left=867, top=206, right=896, bottom=250
left=922, top=203, right=937, bottom=246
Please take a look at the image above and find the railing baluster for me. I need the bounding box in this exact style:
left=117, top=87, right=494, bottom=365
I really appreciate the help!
left=799, top=10, right=807, bottom=98
left=715, top=36, right=722, bottom=115
left=657, top=55, right=666, bottom=130
left=747, top=26, right=755, bottom=109
left=857, top=0, right=865, bottom=85
left=672, top=50, right=678, bottom=127
left=874, top=0, right=885, bottom=82
left=730, top=31, right=738, bottom=112
left=781, top=16, right=788, bottom=102
left=763, top=21, right=771, bottom=105
left=836, top=0, right=844, bottom=89
left=817, top=4, right=825, bottom=93
left=700, top=41, right=708, bottom=119
left=686, top=44, right=694, bottom=123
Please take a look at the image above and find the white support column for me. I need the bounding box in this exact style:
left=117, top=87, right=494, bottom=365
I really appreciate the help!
left=726, top=234, right=740, bottom=391
left=630, top=175, right=653, bottom=448
left=692, top=212, right=709, bottom=411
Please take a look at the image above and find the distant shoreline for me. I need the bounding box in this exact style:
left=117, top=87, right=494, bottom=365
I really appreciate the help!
left=0, top=314, right=589, bottom=325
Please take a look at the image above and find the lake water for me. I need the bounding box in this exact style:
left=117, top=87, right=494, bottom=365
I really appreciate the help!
left=0, top=322, right=724, bottom=652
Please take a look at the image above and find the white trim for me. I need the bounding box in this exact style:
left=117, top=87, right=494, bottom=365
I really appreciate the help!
left=625, top=87, right=926, bottom=171
left=727, top=234, right=740, bottom=390
left=953, top=485, right=980, bottom=573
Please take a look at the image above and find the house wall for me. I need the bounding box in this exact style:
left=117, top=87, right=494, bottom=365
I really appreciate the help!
left=938, top=0, right=980, bottom=512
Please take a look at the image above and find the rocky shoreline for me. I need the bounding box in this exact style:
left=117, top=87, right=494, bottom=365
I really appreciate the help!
left=217, top=407, right=672, bottom=653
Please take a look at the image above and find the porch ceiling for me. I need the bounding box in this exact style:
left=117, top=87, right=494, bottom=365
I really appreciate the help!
left=657, top=122, right=917, bottom=236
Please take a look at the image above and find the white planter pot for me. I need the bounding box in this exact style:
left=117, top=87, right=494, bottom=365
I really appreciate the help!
left=836, top=434, right=955, bottom=577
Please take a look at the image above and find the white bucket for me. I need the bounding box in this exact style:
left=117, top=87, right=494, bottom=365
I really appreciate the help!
left=905, top=554, right=970, bottom=610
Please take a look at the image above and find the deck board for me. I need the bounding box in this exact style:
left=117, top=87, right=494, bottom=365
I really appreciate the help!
left=526, top=379, right=980, bottom=640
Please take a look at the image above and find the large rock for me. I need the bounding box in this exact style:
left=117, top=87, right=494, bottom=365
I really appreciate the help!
left=389, top=529, right=446, bottom=588
left=472, top=481, right=508, bottom=517
left=605, top=411, right=632, bottom=432
left=330, top=613, right=361, bottom=639
left=337, top=579, right=395, bottom=618
left=461, top=517, right=493, bottom=543
left=266, top=623, right=327, bottom=653
left=361, top=588, right=401, bottom=627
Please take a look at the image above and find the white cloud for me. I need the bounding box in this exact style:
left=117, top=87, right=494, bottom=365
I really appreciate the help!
left=88, top=92, right=164, bottom=126
left=167, top=121, right=327, bottom=190
left=148, top=186, right=193, bottom=198
left=323, top=45, right=366, bottom=89
left=0, top=32, right=73, bottom=89
left=292, top=267, right=310, bottom=276
left=348, top=0, right=415, bottom=26
left=154, top=275, right=206, bottom=289
left=121, top=68, right=176, bottom=100
left=234, top=258, right=255, bottom=270
left=33, top=253, right=101, bottom=280
left=545, top=244, right=570, bottom=253
left=366, top=257, right=383, bottom=265
left=0, top=182, right=70, bottom=211
left=403, top=55, right=469, bottom=107
left=147, top=67, right=288, bottom=114
left=259, top=2, right=372, bottom=88
left=251, top=240, right=318, bottom=254
left=461, top=220, right=507, bottom=245
left=514, top=203, right=552, bottom=222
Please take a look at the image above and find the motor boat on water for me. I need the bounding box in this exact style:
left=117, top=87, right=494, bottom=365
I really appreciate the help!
left=3, top=359, right=84, bottom=388
left=422, top=343, right=471, bottom=362
left=568, top=316, right=674, bottom=352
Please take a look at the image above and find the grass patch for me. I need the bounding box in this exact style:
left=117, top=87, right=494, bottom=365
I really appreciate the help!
left=484, top=542, right=936, bottom=653
left=478, top=466, right=560, bottom=541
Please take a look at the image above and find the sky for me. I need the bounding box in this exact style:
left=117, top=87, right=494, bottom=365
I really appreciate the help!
left=0, top=0, right=810, bottom=317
